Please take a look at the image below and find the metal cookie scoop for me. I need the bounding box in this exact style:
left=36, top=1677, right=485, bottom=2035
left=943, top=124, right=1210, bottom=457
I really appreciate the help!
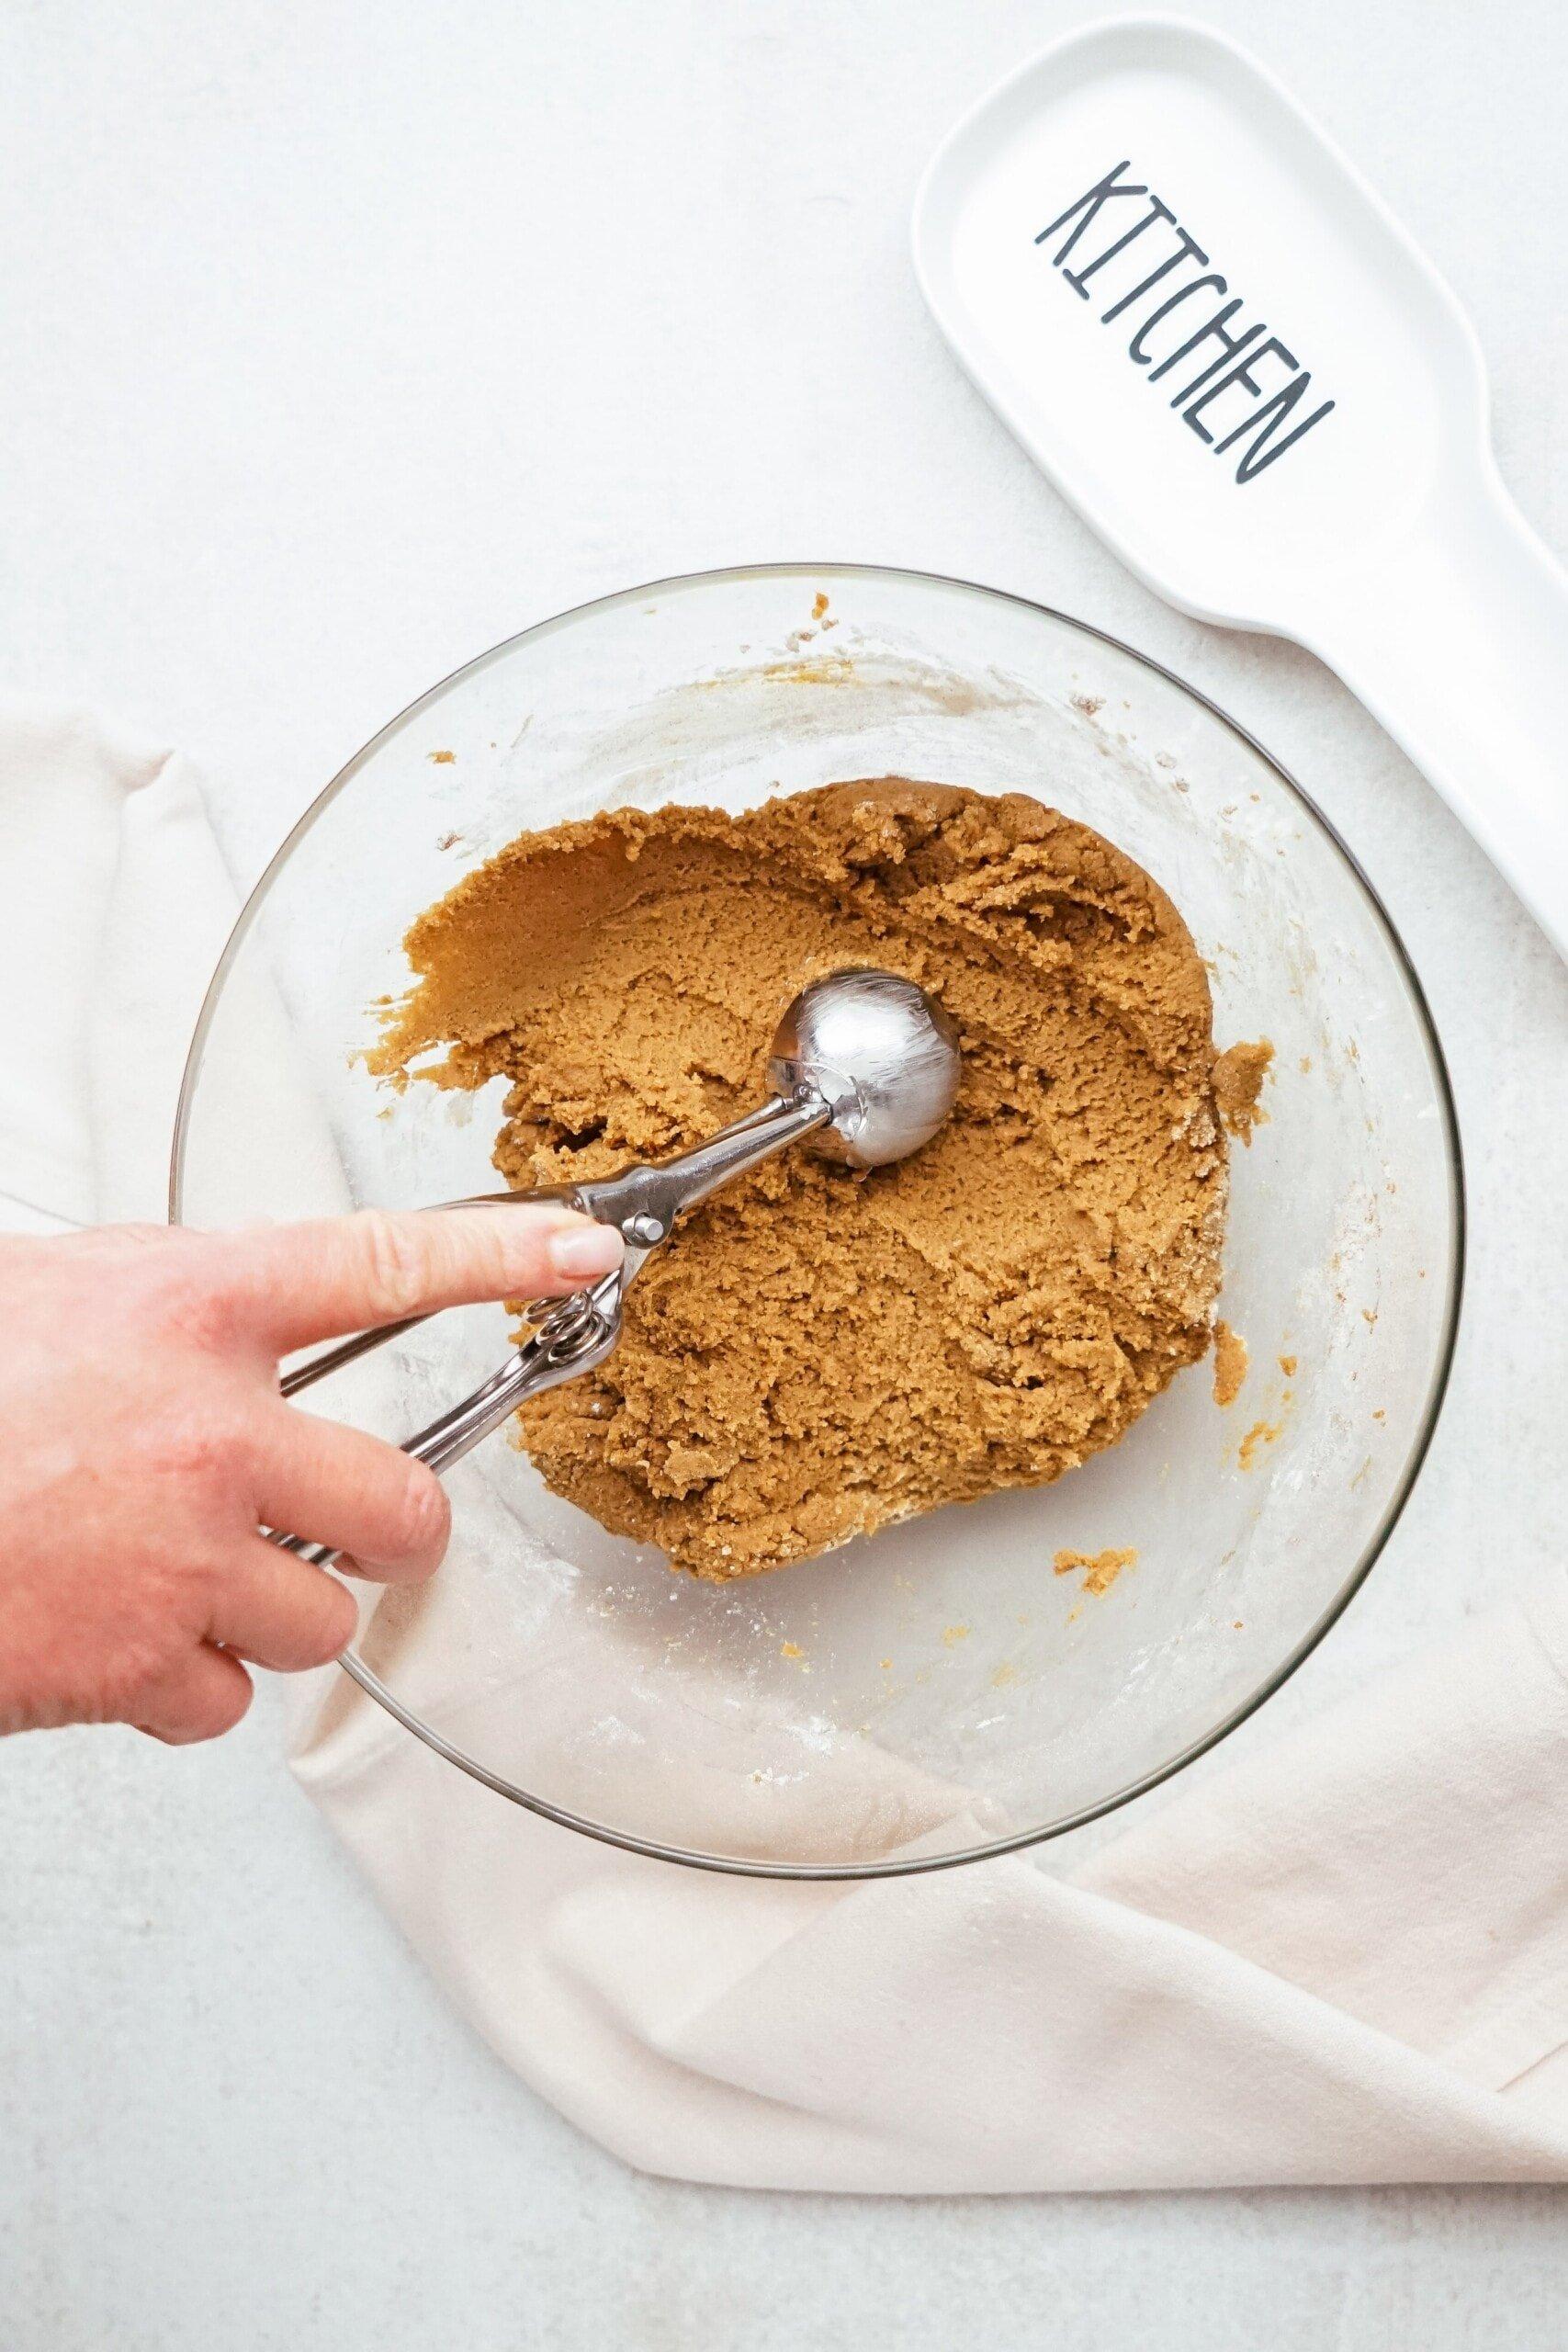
left=269, top=969, right=960, bottom=1571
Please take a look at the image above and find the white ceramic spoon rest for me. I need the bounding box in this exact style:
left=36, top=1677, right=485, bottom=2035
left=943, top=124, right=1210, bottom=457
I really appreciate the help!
left=913, top=16, right=1568, bottom=957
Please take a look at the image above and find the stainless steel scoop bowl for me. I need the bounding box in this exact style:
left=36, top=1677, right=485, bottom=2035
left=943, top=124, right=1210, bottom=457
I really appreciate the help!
left=769, top=968, right=961, bottom=1168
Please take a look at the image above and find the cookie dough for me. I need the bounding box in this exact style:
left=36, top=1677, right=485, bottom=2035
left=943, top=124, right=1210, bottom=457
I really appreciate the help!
left=1212, top=1318, right=1248, bottom=1407
left=1213, top=1038, right=1273, bottom=1142
left=376, top=779, right=1228, bottom=1577
left=1053, top=1546, right=1138, bottom=1596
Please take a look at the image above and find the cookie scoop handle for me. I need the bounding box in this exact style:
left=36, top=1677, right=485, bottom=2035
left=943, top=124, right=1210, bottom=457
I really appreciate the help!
left=266, top=1276, right=623, bottom=1572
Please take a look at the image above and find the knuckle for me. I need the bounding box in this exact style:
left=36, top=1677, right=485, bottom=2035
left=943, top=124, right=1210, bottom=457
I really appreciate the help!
left=209, top=1667, right=254, bottom=1736
left=107, top=1636, right=185, bottom=1723
left=310, top=1573, right=360, bottom=1661
left=383, top=1459, right=449, bottom=1565
left=116, top=1221, right=177, bottom=1254
left=354, top=1211, right=433, bottom=1324
left=140, top=1244, right=238, bottom=1352
left=73, top=1221, right=175, bottom=1277
left=36, top=1224, right=177, bottom=1317
left=106, top=1614, right=208, bottom=1726
left=162, top=1283, right=236, bottom=1355
left=178, top=1667, right=253, bottom=1744
left=141, top=1404, right=254, bottom=1495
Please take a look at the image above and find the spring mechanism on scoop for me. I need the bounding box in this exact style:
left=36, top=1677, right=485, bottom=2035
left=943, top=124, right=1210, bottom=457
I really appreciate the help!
left=532, top=1285, right=615, bottom=1368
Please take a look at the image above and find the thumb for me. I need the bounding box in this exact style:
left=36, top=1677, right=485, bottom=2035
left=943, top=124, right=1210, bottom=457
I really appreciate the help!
left=209, top=1204, right=625, bottom=1351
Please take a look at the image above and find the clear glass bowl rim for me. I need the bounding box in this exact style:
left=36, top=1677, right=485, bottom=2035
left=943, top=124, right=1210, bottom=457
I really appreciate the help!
left=169, top=560, right=1466, bottom=1881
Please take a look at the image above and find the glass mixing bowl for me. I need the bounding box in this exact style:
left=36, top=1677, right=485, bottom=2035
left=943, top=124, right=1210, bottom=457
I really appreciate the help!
left=172, top=563, right=1461, bottom=1877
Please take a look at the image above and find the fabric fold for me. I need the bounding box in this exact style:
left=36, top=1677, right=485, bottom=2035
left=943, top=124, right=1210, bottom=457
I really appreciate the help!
left=5, top=697, right=1565, bottom=2193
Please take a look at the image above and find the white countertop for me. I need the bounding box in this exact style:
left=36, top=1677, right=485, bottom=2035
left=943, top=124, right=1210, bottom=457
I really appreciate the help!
left=2, top=2, right=1566, bottom=2344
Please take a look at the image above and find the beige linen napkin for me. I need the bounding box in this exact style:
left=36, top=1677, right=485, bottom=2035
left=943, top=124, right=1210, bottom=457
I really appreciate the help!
left=4, top=698, right=1566, bottom=2191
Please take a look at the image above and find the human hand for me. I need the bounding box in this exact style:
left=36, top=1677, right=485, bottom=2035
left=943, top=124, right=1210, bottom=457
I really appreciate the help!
left=0, top=1205, right=624, bottom=1743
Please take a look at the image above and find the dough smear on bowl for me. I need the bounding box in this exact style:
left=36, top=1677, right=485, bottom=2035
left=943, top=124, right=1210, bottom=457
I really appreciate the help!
left=375, top=778, right=1228, bottom=1578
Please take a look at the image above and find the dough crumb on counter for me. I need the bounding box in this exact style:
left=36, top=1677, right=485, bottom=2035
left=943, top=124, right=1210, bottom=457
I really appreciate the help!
left=377, top=777, right=1231, bottom=1579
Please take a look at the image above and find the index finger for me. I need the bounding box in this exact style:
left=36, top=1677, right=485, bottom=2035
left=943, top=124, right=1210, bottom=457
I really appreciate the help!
left=206, top=1204, right=626, bottom=1353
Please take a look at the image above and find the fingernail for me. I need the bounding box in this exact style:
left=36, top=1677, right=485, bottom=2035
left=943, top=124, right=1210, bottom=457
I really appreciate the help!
left=546, top=1221, right=626, bottom=1281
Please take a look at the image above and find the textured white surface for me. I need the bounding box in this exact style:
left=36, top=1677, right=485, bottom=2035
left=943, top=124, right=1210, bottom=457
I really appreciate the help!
left=0, top=0, right=1565, bottom=2343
